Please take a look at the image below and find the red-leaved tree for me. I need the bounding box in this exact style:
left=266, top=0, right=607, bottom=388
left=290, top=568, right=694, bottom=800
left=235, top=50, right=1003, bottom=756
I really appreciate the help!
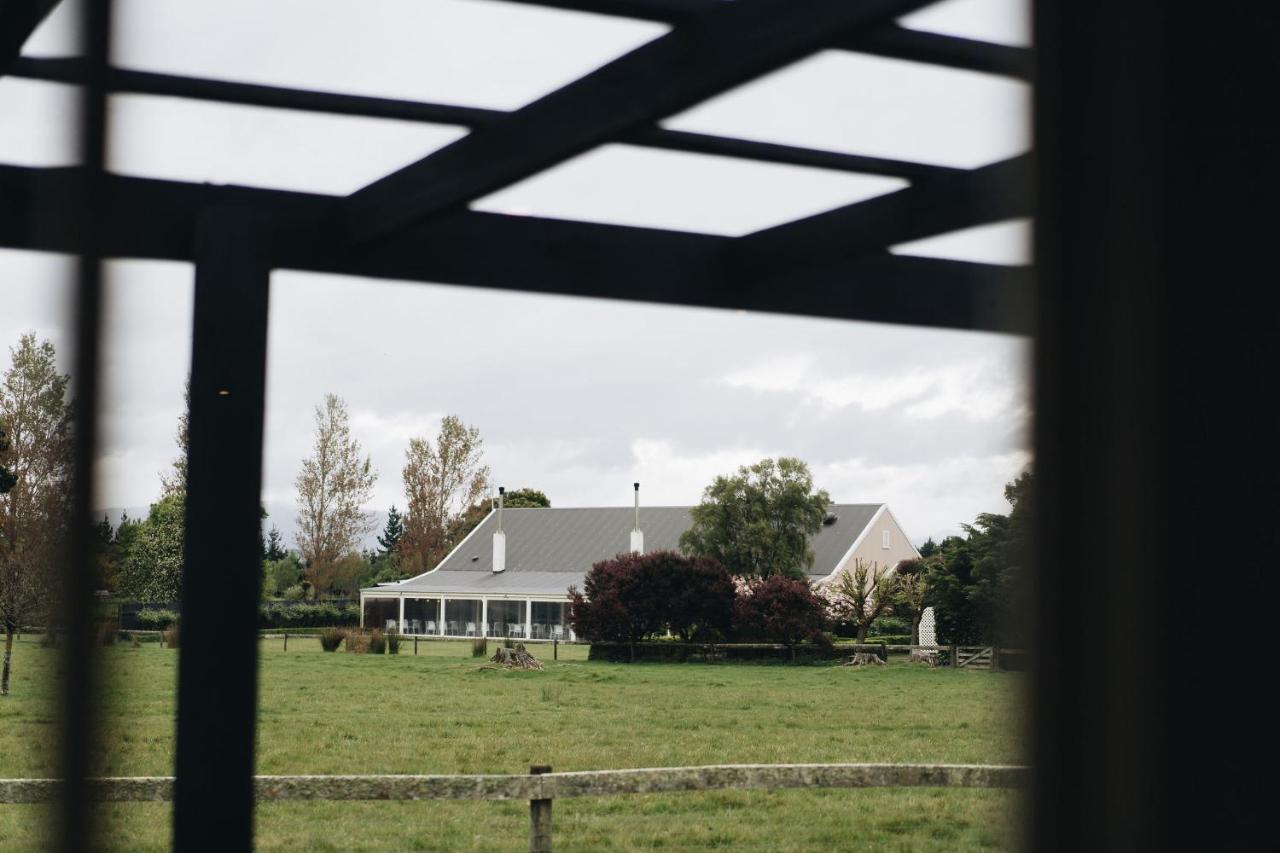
left=656, top=552, right=736, bottom=642
left=734, top=575, right=828, bottom=659
left=568, top=550, right=736, bottom=656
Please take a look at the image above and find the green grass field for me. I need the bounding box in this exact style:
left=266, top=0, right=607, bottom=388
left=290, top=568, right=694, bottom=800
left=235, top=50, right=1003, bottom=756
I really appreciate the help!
left=0, top=637, right=1025, bottom=850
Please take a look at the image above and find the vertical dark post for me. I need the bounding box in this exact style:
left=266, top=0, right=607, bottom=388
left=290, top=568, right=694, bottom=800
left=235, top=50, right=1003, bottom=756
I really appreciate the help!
left=529, top=764, right=553, bottom=853
left=949, top=644, right=957, bottom=668
left=414, top=636, right=418, bottom=656
left=173, top=209, right=272, bottom=852
left=1034, top=2, right=1278, bottom=849
left=60, top=0, right=114, bottom=849
left=283, top=632, right=287, bottom=652
left=553, top=638, right=558, bottom=661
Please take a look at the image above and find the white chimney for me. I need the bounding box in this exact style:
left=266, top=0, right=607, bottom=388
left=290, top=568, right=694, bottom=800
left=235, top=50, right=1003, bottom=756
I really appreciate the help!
left=493, top=486, right=506, bottom=573
left=630, top=482, right=644, bottom=554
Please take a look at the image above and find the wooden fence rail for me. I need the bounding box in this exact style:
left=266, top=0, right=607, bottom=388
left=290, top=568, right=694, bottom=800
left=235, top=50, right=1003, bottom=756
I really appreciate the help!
left=2, top=762, right=1026, bottom=803
left=2, top=763, right=1026, bottom=851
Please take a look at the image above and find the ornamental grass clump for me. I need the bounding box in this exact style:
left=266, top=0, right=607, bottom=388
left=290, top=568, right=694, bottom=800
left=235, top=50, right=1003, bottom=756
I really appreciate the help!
left=319, top=627, right=345, bottom=652
left=368, top=630, right=386, bottom=655
left=345, top=630, right=370, bottom=654
left=385, top=630, right=401, bottom=655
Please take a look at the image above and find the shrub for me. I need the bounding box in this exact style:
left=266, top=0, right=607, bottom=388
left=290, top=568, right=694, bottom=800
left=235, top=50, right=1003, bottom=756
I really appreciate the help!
left=282, top=584, right=306, bottom=601
left=587, top=641, right=847, bottom=664
left=319, top=628, right=345, bottom=652
left=385, top=630, right=401, bottom=655
left=733, top=576, right=828, bottom=660
left=368, top=630, right=386, bottom=655
left=162, top=624, right=180, bottom=648
left=569, top=551, right=735, bottom=650
left=137, top=608, right=179, bottom=630
left=471, top=637, right=488, bottom=658
left=258, top=600, right=358, bottom=629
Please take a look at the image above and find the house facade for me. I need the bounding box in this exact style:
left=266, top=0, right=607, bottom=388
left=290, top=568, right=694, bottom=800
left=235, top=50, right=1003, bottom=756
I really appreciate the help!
left=359, top=502, right=919, bottom=639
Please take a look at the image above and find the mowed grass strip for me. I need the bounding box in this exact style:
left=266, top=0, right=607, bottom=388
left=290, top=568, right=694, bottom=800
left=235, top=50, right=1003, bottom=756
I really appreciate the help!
left=0, top=638, right=1024, bottom=850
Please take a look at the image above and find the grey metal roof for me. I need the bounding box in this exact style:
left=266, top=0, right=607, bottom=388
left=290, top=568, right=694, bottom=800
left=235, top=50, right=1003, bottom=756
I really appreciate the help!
left=369, top=503, right=884, bottom=598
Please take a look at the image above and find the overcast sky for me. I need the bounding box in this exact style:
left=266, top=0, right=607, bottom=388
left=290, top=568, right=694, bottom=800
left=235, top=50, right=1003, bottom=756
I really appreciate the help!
left=1, top=0, right=1032, bottom=546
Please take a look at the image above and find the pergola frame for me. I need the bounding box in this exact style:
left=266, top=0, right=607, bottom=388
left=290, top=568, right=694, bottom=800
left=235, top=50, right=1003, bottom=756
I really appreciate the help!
left=4, top=1, right=1276, bottom=852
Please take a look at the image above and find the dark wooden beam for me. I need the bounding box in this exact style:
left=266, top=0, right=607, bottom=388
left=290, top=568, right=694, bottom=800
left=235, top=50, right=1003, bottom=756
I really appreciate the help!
left=834, top=25, right=1032, bottom=81
left=8, top=57, right=959, bottom=182
left=173, top=209, right=271, bottom=853
left=58, top=0, right=108, bottom=849
left=499, top=1, right=1032, bottom=79
left=738, top=154, right=1032, bottom=276
left=0, top=165, right=1028, bottom=333
left=342, top=0, right=935, bottom=243
left=0, top=0, right=59, bottom=76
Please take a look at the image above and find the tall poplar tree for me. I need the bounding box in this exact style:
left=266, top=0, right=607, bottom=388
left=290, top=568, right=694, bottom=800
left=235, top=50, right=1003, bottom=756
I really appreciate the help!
left=399, top=415, right=489, bottom=573
left=294, top=394, right=377, bottom=594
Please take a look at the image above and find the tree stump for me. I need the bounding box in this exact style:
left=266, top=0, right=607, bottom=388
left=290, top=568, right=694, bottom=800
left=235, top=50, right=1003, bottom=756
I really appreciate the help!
left=909, top=649, right=938, bottom=666
left=845, top=652, right=886, bottom=667
left=489, top=643, right=544, bottom=670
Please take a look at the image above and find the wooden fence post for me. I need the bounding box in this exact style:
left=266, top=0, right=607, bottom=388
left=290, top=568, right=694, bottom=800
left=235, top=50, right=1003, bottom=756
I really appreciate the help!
left=414, top=636, right=418, bottom=656
left=553, top=638, right=558, bottom=661
left=950, top=644, right=958, bottom=668
left=530, top=764, right=552, bottom=853
left=992, top=645, right=1000, bottom=671
left=283, top=632, right=288, bottom=652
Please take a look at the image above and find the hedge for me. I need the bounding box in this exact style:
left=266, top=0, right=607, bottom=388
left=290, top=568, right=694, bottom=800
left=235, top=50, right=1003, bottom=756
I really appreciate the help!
left=587, top=642, right=871, bottom=664
left=258, top=602, right=360, bottom=629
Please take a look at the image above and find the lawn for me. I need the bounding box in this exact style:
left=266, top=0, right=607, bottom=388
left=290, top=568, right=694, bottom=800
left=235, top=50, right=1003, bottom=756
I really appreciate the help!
left=0, top=637, right=1025, bottom=851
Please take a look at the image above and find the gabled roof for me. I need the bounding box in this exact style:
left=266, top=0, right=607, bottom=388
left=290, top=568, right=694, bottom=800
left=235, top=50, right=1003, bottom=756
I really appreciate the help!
left=366, top=503, right=886, bottom=598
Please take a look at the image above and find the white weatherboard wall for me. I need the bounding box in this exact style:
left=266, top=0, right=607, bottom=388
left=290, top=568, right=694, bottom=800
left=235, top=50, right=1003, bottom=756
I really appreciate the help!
left=826, top=506, right=921, bottom=582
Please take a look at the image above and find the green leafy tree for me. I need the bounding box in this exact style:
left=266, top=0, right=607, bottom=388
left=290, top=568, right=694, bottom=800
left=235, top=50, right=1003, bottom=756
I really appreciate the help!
left=263, top=553, right=304, bottom=598
left=922, top=471, right=1034, bottom=645
left=90, top=514, right=121, bottom=592
left=113, top=511, right=141, bottom=558
left=119, top=495, right=186, bottom=602
left=502, top=488, right=550, bottom=508
left=679, top=457, right=830, bottom=580
left=1, top=334, right=73, bottom=696
left=159, top=377, right=190, bottom=498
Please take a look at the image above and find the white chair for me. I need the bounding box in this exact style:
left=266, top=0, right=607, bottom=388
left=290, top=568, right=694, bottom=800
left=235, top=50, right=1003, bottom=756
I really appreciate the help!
left=551, top=625, right=564, bottom=640
left=426, top=620, right=436, bottom=634
left=465, top=621, right=476, bottom=637
left=385, top=618, right=397, bottom=631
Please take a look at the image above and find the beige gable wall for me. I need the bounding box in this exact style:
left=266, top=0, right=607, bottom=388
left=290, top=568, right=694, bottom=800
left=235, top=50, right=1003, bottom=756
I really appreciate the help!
left=822, top=505, right=920, bottom=583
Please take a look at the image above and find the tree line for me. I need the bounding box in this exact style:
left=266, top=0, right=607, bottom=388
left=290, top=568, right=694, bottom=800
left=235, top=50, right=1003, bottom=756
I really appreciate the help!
left=94, top=385, right=546, bottom=602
